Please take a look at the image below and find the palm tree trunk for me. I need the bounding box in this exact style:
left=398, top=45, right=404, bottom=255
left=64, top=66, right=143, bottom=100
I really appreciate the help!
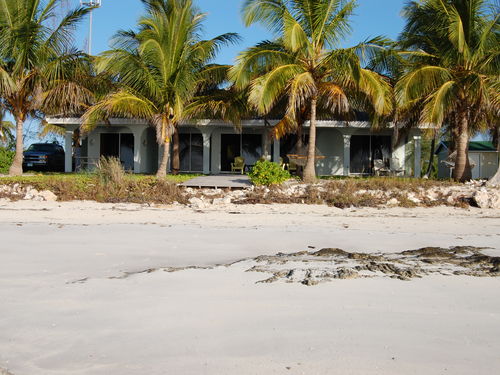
left=8, top=117, right=24, bottom=176
left=303, top=97, right=317, bottom=183
left=156, top=139, right=171, bottom=178
left=171, top=126, right=180, bottom=175
left=452, top=112, right=472, bottom=182
left=423, top=136, right=436, bottom=178
left=296, top=121, right=304, bottom=178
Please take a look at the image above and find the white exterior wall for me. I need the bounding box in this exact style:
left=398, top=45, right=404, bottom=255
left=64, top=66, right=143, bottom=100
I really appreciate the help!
left=392, top=138, right=406, bottom=172
left=481, top=152, right=499, bottom=178
left=85, top=124, right=148, bottom=173
left=47, top=117, right=425, bottom=176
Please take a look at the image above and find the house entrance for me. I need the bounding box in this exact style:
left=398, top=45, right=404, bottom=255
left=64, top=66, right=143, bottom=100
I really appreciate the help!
left=350, top=135, right=392, bottom=174
left=179, top=132, right=203, bottom=172
left=100, top=133, right=134, bottom=171
left=221, top=133, right=263, bottom=172
left=221, top=134, right=240, bottom=172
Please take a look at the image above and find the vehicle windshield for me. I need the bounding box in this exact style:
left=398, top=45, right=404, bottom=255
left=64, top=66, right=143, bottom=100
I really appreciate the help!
left=26, top=144, right=58, bottom=152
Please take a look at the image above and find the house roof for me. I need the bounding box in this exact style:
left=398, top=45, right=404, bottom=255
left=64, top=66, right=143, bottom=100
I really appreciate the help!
left=436, top=141, right=498, bottom=154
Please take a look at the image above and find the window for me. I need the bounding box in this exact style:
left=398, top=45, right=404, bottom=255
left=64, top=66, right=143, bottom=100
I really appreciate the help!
left=179, top=132, right=203, bottom=172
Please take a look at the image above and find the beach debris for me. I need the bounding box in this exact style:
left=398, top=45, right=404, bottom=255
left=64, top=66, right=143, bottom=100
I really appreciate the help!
left=472, top=189, right=500, bottom=209
left=0, top=184, right=58, bottom=202
left=245, top=246, right=499, bottom=285
left=71, top=246, right=499, bottom=287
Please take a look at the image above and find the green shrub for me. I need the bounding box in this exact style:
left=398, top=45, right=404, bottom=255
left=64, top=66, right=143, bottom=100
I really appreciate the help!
left=0, top=147, right=14, bottom=174
left=249, top=160, right=291, bottom=186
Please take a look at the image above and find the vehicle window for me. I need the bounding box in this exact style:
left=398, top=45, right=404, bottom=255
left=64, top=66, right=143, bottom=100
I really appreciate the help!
left=27, top=144, right=57, bottom=152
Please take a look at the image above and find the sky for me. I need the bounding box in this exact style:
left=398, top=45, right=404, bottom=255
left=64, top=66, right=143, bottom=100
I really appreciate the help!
left=75, top=0, right=407, bottom=63
left=15, top=0, right=413, bottom=145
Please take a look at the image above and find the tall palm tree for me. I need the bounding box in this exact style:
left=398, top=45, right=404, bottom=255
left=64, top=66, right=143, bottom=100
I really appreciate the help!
left=0, top=0, right=90, bottom=175
left=396, top=0, right=499, bottom=182
left=230, top=0, right=393, bottom=182
left=82, top=0, right=238, bottom=177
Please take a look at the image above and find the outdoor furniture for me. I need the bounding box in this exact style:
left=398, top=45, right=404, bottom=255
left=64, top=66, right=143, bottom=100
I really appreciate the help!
left=285, top=154, right=326, bottom=175
left=74, top=156, right=99, bottom=172
left=231, top=156, right=245, bottom=174
left=373, top=159, right=390, bottom=176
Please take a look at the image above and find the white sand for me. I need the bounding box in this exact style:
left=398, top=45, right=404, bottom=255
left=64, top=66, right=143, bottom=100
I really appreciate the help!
left=0, top=201, right=499, bottom=374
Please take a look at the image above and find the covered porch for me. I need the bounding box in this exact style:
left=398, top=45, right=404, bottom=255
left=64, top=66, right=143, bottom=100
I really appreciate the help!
left=48, top=118, right=423, bottom=178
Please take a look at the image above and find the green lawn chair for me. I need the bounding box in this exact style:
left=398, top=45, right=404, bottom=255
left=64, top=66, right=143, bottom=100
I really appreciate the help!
left=231, top=156, right=245, bottom=174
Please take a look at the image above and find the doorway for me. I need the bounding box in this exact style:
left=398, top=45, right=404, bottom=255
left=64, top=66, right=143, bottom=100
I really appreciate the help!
left=350, top=135, right=392, bottom=174
left=100, top=133, right=134, bottom=171
left=179, top=132, right=203, bottom=172
left=221, top=134, right=241, bottom=172
left=220, top=133, right=263, bottom=172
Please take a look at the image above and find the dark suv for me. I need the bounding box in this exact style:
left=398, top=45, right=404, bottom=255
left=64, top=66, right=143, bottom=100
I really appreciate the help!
left=23, top=143, right=65, bottom=172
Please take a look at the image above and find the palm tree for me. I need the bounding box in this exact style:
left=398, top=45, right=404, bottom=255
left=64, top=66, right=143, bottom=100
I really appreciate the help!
left=82, top=0, right=238, bottom=177
left=0, top=108, right=14, bottom=147
left=0, top=118, right=14, bottom=147
left=396, top=0, right=499, bottom=182
left=0, top=0, right=90, bottom=175
left=230, top=0, right=393, bottom=182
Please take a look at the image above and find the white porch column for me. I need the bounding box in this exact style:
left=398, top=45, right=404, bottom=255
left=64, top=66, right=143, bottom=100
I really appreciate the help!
left=343, top=134, right=351, bottom=176
left=262, top=130, right=271, bottom=160
left=273, top=139, right=280, bottom=163
left=64, top=130, right=73, bottom=173
left=211, top=130, right=221, bottom=174
left=202, top=132, right=211, bottom=175
left=414, top=135, right=422, bottom=178
left=133, top=130, right=142, bottom=174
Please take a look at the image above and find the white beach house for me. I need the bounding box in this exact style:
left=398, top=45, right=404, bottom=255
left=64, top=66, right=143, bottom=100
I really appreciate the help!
left=47, top=117, right=426, bottom=177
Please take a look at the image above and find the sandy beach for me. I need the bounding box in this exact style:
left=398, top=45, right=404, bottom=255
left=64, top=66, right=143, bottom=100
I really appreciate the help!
left=0, top=201, right=499, bottom=374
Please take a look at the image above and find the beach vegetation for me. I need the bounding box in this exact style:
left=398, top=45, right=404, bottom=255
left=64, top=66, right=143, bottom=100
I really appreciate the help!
left=396, top=0, right=499, bottom=182
left=0, top=0, right=92, bottom=176
left=0, top=147, right=14, bottom=174
left=248, top=160, right=291, bottom=186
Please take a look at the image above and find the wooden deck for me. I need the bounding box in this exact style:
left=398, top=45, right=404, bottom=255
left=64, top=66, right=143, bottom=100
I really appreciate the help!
left=180, top=175, right=253, bottom=189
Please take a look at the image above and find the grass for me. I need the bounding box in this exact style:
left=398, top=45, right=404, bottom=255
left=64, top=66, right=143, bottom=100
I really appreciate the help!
left=0, top=172, right=200, bottom=204
left=237, top=177, right=460, bottom=208
left=0, top=172, right=200, bottom=184
left=0, top=172, right=464, bottom=208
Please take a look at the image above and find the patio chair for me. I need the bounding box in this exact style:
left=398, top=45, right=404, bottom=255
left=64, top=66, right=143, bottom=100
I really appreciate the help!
left=231, top=156, right=245, bottom=174
left=373, top=159, right=390, bottom=176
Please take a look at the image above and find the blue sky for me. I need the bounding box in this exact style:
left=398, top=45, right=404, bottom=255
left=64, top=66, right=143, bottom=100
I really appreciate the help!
left=75, top=0, right=407, bottom=63
left=10, top=0, right=412, bottom=144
